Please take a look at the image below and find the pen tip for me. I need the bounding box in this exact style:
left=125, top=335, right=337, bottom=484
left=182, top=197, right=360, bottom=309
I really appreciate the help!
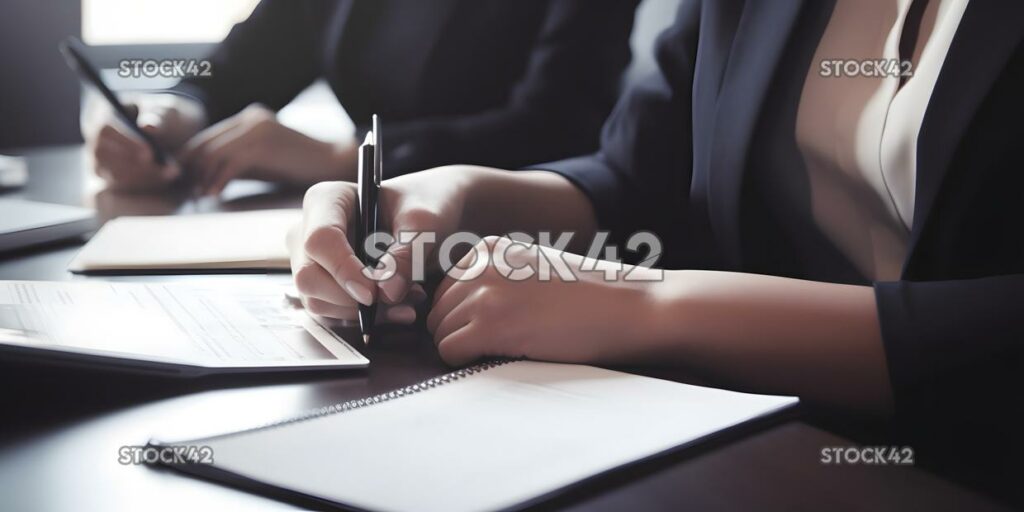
left=362, top=333, right=371, bottom=346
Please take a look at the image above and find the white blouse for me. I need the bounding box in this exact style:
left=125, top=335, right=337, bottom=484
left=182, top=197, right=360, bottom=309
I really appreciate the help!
left=795, top=0, right=969, bottom=280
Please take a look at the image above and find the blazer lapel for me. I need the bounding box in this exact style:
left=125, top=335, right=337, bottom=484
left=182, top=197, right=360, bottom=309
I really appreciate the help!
left=705, top=0, right=806, bottom=269
left=905, top=1, right=1024, bottom=273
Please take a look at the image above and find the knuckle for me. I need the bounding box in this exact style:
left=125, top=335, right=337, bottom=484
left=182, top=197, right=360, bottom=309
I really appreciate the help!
left=479, top=235, right=512, bottom=255
left=293, top=263, right=322, bottom=295
left=474, top=286, right=502, bottom=317
left=303, top=225, right=345, bottom=258
left=243, top=104, right=274, bottom=123
left=304, top=181, right=353, bottom=207
left=306, top=299, right=334, bottom=317
left=393, top=206, right=439, bottom=231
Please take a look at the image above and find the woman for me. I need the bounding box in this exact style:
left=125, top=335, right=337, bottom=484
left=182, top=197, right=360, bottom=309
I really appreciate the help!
left=82, top=0, right=638, bottom=194
left=292, top=0, right=1023, bottom=500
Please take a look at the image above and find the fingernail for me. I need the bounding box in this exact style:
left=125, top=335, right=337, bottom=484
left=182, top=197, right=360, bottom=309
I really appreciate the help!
left=343, top=281, right=373, bottom=306
left=385, top=305, right=416, bottom=324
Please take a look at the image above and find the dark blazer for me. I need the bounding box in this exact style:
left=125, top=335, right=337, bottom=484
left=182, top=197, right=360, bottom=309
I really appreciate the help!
left=546, top=0, right=1024, bottom=500
left=174, top=0, right=638, bottom=177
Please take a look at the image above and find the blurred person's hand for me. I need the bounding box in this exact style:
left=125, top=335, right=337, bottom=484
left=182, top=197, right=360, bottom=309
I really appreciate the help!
left=182, top=104, right=357, bottom=197
left=82, top=93, right=205, bottom=192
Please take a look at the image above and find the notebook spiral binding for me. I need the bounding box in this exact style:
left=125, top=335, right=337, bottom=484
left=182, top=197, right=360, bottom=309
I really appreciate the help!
left=191, top=359, right=519, bottom=443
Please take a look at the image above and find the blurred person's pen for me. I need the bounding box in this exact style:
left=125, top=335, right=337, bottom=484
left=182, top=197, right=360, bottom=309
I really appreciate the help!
left=59, top=37, right=168, bottom=165
left=355, top=115, right=382, bottom=345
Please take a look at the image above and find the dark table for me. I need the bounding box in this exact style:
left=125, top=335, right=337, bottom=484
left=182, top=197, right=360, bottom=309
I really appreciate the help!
left=0, top=146, right=1010, bottom=511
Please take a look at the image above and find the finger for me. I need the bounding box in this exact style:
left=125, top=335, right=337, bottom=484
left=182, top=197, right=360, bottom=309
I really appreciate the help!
left=197, top=128, right=254, bottom=195
left=94, top=139, right=154, bottom=183
left=427, top=277, right=475, bottom=334
left=436, top=322, right=487, bottom=367
left=99, top=146, right=180, bottom=185
left=428, top=294, right=474, bottom=342
left=205, top=154, right=251, bottom=197
left=94, top=137, right=136, bottom=168
left=98, top=123, right=148, bottom=159
left=180, top=123, right=242, bottom=191
left=293, top=260, right=357, bottom=308
left=377, top=207, right=444, bottom=303
left=407, top=283, right=428, bottom=304
left=432, top=240, right=491, bottom=306
left=180, top=116, right=239, bottom=165
left=383, top=304, right=417, bottom=325
left=304, top=297, right=357, bottom=320
left=137, top=124, right=177, bottom=165
left=185, top=126, right=246, bottom=193
left=301, top=183, right=377, bottom=306
left=303, top=300, right=414, bottom=325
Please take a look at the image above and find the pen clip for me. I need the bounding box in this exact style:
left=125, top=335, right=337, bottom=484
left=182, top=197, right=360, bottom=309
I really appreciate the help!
left=371, top=114, right=382, bottom=186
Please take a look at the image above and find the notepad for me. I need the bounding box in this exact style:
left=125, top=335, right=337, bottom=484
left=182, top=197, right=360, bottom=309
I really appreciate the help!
left=153, top=361, right=797, bottom=511
left=68, top=209, right=300, bottom=273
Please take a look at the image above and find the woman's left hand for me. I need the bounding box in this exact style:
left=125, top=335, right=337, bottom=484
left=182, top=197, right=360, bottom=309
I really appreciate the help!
left=180, top=104, right=357, bottom=196
left=426, top=236, right=661, bottom=366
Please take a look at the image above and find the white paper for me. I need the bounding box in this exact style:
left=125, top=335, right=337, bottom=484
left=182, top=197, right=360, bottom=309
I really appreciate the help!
left=68, top=209, right=300, bottom=272
left=0, top=280, right=366, bottom=369
left=185, top=361, right=797, bottom=511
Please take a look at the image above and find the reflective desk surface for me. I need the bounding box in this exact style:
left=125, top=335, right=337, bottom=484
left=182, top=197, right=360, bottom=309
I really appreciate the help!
left=0, top=146, right=1009, bottom=511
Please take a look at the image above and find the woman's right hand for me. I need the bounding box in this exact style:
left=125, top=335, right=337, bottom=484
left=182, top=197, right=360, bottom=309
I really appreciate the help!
left=82, top=93, right=205, bottom=192
left=289, top=165, right=482, bottom=325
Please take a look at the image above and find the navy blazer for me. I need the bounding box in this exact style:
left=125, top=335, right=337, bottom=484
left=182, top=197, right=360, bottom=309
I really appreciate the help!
left=546, top=0, right=1024, bottom=497
left=175, top=0, right=639, bottom=177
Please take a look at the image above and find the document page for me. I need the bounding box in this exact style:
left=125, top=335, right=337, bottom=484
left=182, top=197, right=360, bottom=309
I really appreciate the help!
left=68, top=209, right=299, bottom=272
left=0, top=280, right=366, bottom=370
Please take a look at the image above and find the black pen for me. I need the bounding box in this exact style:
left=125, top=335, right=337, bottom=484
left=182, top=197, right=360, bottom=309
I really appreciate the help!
left=59, top=36, right=167, bottom=165
left=355, top=115, right=382, bottom=345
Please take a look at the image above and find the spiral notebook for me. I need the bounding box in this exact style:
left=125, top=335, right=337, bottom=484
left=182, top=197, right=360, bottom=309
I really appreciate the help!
left=151, top=361, right=797, bottom=511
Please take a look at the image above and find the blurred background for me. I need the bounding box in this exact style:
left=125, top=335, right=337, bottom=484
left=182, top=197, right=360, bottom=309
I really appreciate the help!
left=0, top=0, right=680, bottom=151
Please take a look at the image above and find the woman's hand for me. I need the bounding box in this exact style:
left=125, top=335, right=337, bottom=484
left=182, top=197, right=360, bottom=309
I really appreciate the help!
left=82, top=93, right=204, bottom=192
left=425, top=237, right=894, bottom=414
left=288, top=166, right=481, bottom=325
left=427, top=236, right=659, bottom=366
left=181, top=104, right=356, bottom=196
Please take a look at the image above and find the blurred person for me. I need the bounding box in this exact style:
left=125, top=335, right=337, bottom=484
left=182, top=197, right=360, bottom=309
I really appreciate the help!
left=83, top=0, right=639, bottom=194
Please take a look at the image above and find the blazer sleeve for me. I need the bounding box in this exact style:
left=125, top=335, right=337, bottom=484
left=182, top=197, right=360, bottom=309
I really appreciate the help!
left=874, top=276, right=1024, bottom=437
left=383, top=0, right=640, bottom=177
left=172, top=0, right=320, bottom=124
left=539, top=0, right=700, bottom=256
